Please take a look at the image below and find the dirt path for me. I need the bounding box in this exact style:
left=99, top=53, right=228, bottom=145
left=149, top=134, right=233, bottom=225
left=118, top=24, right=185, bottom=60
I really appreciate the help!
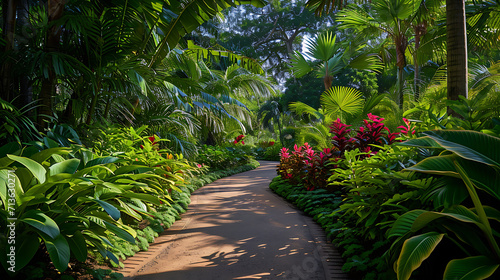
left=122, top=161, right=348, bottom=280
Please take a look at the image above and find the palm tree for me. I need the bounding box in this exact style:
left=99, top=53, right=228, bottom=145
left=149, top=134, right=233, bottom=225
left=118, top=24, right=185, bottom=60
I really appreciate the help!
left=338, top=0, right=423, bottom=108
left=258, top=99, right=284, bottom=145
left=446, top=0, right=468, bottom=116
left=290, top=31, right=382, bottom=91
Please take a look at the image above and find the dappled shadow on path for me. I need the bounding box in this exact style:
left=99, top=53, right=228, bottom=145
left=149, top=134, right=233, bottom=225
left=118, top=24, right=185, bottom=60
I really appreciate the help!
left=133, top=162, right=327, bottom=280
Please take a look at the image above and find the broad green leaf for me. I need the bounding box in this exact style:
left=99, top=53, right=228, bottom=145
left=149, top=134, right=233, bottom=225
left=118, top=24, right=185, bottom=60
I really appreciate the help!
left=116, top=199, right=143, bottom=220
left=106, top=250, right=120, bottom=265
left=85, top=156, right=120, bottom=168
left=388, top=210, right=427, bottom=238
left=16, top=235, right=40, bottom=271
left=114, top=165, right=154, bottom=175
left=67, top=231, right=87, bottom=263
left=21, top=210, right=60, bottom=239
left=30, top=147, right=71, bottom=163
left=397, top=232, right=444, bottom=280
left=93, top=199, right=120, bottom=221
left=103, top=221, right=136, bottom=244
left=120, top=192, right=160, bottom=204
left=404, top=155, right=459, bottom=177
left=399, top=136, right=441, bottom=148
left=0, top=142, right=22, bottom=158
left=444, top=256, right=498, bottom=280
left=49, top=159, right=80, bottom=176
left=412, top=210, right=480, bottom=233
left=7, top=155, right=46, bottom=184
left=42, top=234, right=70, bottom=272
left=424, top=130, right=500, bottom=167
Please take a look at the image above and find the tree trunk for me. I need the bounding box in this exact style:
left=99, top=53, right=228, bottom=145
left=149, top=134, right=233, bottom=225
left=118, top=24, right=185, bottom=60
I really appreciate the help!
left=413, top=23, right=426, bottom=101
left=17, top=0, right=33, bottom=109
left=395, top=33, right=408, bottom=109
left=1, top=0, right=17, bottom=102
left=323, top=75, right=333, bottom=91
left=86, top=81, right=101, bottom=125
left=103, top=94, right=112, bottom=119
left=38, top=0, right=65, bottom=128
left=446, top=0, right=468, bottom=117
left=397, top=66, right=404, bottom=108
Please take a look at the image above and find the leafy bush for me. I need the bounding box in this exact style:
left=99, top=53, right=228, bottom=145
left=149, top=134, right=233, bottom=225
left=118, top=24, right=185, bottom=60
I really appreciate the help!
left=195, top=144, right=252, bottom=170
left=0, top=126, right=200, bottom=277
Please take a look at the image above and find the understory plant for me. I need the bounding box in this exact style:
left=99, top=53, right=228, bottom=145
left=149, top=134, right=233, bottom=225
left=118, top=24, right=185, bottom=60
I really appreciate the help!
left=388, top=130, right=500, bottom=280
left=0, top=126, right=200, bottom=277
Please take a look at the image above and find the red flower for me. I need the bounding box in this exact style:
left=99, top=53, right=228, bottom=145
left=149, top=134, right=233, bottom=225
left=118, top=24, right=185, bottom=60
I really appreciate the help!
left=233, top=134, right=246, bottom=144
left=269, top=141, right=275, bottom=146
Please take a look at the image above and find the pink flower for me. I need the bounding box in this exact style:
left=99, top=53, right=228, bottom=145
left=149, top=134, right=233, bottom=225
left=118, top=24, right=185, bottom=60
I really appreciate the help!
left=280, top=147, right=290, bottom=159
left=197, top=164, right=202, bottom=168
left=398, top=118, right=416, bottom=135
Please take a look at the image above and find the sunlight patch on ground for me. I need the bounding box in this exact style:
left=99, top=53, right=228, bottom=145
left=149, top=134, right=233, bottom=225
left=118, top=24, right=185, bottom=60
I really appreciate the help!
left=233, top=272, right=271, bottom=279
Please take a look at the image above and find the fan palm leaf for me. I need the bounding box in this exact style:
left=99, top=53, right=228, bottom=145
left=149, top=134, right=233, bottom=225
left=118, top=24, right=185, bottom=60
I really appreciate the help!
left=321, top=86, right=364, bottom=121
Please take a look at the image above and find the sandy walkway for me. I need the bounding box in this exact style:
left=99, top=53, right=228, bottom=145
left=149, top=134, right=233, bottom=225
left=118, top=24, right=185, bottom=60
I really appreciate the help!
left=122, top=161, right=348, bottom=280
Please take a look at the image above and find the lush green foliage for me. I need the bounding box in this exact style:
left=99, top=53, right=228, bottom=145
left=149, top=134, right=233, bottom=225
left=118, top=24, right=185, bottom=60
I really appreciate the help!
left=0, top=122, right=258, bottom=277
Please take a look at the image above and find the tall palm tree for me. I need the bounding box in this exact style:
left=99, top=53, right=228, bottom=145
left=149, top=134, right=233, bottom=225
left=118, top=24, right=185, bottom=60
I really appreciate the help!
left=290, top=31, right=382, bottom=91
left=338, top=0, right=423, bottom=108
left=446, top=0, right=468, bottom=116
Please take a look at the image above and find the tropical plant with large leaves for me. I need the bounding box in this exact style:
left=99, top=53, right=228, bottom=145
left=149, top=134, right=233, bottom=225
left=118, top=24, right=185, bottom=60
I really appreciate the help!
left=388, top=130, right=500, bottom=280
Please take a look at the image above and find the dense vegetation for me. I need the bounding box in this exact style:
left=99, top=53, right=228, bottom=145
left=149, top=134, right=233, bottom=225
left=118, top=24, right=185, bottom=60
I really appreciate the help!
left=2, top=0, right=500, bottom=279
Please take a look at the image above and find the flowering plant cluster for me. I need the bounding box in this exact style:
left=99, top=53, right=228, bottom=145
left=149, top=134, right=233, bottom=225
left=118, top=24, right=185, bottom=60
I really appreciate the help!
left=279, top=114, right=417, bottom=191
left=397, top=118, right=416, bottom=136
left=351, top=113, right=399, bottom=155
left=233, top=134, right=245, bottom=145
left=278, top=143, right=338, bottom=191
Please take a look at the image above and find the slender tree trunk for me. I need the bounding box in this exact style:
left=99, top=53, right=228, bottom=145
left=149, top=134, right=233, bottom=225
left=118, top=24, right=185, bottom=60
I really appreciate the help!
left=103, top=94, right=112, bottom=119
left=323, top=75, right=333, bottom=91
left=1, top=0, right=17, bottom=102
left=446, top=0, right=468, bottom=117
left=395, top=33, right=408, bottom=109
left=86, top=81, right=100, bottom=125
left=38, top=0, right=65, bottom=128
left=413, top=23, right=426, bottom=101
left=397, top=66, right=404, bottom=108
left=18, top=0, right=33, bottom=109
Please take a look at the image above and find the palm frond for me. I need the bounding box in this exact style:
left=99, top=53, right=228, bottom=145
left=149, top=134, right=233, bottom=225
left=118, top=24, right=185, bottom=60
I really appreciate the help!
left=288, top=102, right=324, bottom=120
left=149, top=0, right=266, bottom=67
left=320, top=86, right=364, bottom=121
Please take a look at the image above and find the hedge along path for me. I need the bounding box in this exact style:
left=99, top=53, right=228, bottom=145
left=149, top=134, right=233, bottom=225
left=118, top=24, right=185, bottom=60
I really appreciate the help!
left=121, top=161, right=349, bottom=280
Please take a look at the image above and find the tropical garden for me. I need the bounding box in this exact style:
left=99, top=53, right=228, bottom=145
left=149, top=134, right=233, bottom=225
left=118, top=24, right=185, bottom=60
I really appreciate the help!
left=1, top=0, right=500, bottom=279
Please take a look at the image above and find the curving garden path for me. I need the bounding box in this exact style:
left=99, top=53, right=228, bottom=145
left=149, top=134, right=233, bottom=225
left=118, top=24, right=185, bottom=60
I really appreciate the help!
left=121, top=161, right=349, bottom=280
